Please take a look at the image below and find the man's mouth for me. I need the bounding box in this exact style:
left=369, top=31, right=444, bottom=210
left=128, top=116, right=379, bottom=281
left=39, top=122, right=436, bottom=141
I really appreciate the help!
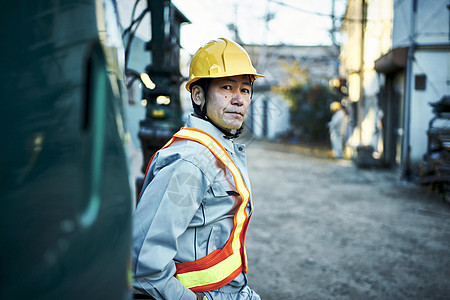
left=225, top=111, right=243, bottom=116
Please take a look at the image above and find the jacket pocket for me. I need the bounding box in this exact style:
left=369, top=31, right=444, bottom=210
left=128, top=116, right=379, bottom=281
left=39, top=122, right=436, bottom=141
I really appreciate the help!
left=206, top=225, right=222, bottom=254
left=210, top=181, right=229, bottom=197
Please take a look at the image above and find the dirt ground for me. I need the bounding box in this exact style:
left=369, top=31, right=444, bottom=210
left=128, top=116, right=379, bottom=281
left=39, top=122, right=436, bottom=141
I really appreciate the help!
left=244, top=141, right=450, bottom=300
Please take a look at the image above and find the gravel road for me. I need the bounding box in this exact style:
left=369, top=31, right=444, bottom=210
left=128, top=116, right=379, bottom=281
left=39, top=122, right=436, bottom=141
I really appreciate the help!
left=244, top=141, right=450, bottom=300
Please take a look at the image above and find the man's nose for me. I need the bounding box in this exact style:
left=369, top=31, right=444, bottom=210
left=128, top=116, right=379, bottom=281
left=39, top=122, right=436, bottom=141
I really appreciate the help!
left=231, top=91, right=244, bottom=106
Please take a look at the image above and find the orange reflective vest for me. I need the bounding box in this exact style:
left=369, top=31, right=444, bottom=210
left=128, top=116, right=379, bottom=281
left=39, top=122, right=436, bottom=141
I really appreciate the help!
left=147, top=127, right=253, bottom=293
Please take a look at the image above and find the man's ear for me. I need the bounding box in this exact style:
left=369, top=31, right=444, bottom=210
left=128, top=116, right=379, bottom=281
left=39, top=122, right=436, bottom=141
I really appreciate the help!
left=191, top=85, right=205, bottom=107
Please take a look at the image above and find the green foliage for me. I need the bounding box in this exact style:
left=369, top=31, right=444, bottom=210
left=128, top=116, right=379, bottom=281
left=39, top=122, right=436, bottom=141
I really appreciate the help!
left=271, top=60, right=341, bottom=143
left=276, top=81, right=341, bottom=143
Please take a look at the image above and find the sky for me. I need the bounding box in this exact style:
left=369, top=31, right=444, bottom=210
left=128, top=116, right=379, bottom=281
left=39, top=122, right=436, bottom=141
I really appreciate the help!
left=171, top=0, right=348, bottom=55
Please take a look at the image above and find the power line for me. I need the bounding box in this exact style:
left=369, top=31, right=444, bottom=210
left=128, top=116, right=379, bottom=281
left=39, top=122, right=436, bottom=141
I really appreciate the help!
left=122, top=0, right=150, bottom=70
left=268, top=0, right=336, bottom=17
left=268, top=0, right=392, bottom=23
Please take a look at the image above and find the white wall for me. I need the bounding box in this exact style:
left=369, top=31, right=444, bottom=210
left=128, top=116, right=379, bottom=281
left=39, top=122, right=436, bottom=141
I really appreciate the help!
left=393, top=0, right=449, bottom=47
left=409, top=50, right=450, bottom=165
left=250, top=93, right=290, bottom=140
left=392, top=0, right=450, bottom=168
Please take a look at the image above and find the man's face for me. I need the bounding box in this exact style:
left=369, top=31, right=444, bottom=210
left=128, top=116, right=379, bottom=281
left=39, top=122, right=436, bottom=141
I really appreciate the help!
left=201, top=75, right=252, bottom=131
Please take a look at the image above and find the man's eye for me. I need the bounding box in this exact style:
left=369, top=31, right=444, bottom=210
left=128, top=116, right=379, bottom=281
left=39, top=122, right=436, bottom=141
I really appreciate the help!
left=242, top=88, right=250, bottom=94
left=222, top=85, right=232, bottom=90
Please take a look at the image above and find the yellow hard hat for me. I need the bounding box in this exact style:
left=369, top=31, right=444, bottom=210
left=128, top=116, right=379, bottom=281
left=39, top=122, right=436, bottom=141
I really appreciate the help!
left=330, top=101, right=342, bottom=113
left=185, top=38, right=264, bottom=91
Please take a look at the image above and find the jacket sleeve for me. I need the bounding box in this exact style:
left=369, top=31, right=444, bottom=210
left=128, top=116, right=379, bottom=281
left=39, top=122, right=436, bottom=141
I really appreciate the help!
left=132, top=157, right=209, bottom=300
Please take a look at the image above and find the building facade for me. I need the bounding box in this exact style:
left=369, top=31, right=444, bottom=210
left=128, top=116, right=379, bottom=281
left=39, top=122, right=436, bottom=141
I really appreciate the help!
left=244, top=44, right=340, bottom=141
left=340, top=0, right=449, bottom=177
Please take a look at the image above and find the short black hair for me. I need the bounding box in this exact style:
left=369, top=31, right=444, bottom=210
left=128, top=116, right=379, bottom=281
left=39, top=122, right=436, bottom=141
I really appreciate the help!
left=189, top=78, right=211, bottom=95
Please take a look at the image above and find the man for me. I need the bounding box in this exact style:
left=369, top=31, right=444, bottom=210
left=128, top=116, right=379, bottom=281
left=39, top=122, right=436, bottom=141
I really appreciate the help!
left=132, top=38, right=264, bottom=300
left=328, top=101, right=348, bottom=159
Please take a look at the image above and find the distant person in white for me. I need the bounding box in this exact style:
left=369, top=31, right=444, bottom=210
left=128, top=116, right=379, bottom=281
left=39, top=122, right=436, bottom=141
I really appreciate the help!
left=328, top=101, right=348, bottom=159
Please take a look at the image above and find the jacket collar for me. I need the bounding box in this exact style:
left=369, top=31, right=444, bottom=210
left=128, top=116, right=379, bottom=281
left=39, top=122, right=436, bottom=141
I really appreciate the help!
left=186, top=114, right=235, bottom=154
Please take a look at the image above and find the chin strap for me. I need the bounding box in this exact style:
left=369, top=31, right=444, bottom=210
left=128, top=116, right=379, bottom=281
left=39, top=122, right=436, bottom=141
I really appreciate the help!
left=222, top=125, right=244, bottom=140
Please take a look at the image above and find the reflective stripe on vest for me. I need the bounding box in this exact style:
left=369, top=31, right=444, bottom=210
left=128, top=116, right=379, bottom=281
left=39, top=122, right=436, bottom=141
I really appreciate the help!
left=161, top=127, right=252, bottom=292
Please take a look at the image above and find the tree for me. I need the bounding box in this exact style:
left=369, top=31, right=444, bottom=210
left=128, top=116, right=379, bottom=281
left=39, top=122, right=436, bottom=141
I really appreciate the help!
left=274, top=61, right=340, bottom=143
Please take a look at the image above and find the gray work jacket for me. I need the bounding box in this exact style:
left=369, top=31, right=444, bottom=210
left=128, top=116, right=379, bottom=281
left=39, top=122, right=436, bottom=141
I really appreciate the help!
left=132, top=115, right=254, bottom=300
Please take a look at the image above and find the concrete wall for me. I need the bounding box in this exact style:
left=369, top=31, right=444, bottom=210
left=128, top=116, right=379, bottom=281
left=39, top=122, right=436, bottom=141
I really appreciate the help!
left=393, top=0, right=449, bottom=47
left=250, top=92, right=290, bottom=140
left=409, top=50, right=449, bottom=165
left=392, top=0, right=449, bottom=168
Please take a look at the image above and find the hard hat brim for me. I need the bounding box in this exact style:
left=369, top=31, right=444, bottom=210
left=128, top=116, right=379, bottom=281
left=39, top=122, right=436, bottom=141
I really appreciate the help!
left=185, top=73, right=264, bottom=92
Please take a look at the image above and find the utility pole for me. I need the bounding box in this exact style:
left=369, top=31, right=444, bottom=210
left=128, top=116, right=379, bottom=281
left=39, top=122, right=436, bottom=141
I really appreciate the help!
left=331, top=0, right=337, bottom=46
left=401, top=0, right=417, bottom=179
left=136, top=0, right=189, bottom=196
left=330, top=0, right=340, bottom=78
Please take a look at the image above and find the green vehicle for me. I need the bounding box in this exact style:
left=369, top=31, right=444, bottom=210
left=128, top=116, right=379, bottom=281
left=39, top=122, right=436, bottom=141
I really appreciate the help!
left=1, top=0, right=133, bottom=299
